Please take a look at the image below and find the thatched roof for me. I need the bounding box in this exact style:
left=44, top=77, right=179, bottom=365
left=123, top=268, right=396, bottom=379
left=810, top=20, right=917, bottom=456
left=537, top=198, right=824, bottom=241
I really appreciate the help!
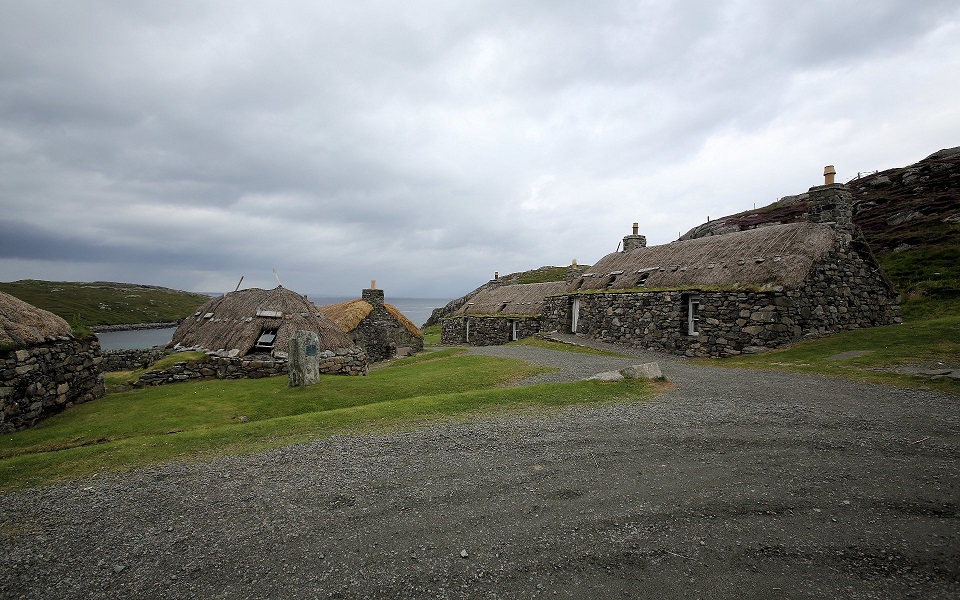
left=0, top=291, right=73, bottom=347
left=456, top=281, right=570, bottom=316
left=170, top=286, right=355, bottom=357
left=318, top=298, right=422, bottom=337
left=575, top=222, right=837, bottom=292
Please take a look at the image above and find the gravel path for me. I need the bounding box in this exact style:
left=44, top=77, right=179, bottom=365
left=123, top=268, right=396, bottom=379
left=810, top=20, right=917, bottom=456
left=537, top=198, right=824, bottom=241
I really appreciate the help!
left=1, top=340, right=958, bottom=599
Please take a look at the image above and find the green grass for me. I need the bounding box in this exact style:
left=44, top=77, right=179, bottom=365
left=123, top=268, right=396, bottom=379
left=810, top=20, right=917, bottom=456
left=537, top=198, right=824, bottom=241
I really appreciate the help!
left=716, top=315, right=960, bottom=390
left=0, top=280, right=210, bottom=328
left=421, top=323, right=441, bottom=345
left=0, top=349, right=658, bottom=491
left=877, top=245, right=960, bottom=320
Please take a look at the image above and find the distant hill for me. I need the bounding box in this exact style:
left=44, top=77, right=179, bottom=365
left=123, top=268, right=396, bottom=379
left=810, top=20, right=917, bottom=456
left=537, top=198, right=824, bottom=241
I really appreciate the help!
left=678, top=147, right=960, bottom=318
left=0, top=280, right=211, bottom=328
left=423, top=265, right=588, bottom=327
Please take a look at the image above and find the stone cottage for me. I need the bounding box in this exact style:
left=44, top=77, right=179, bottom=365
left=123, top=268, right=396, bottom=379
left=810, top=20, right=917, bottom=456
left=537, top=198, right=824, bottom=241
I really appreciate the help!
left=441, top=281, right=570, bottom=346
left=0, top=291, right=105, bottom=432
left=541, top=179, right=902, bottom=357
left=170, top=286, right=367, bottom=374
left=318, top=286, right=423, bottom=362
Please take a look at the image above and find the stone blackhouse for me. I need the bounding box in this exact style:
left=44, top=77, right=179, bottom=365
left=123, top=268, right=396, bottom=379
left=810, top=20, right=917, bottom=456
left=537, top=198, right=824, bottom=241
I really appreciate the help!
left=441, top=281, right=570, bottom=346
left=1, top=291, right=105, bottom=432
left=318, top=287, right=423, bottom=362
left=445, top=179, right=902, bottom=357
left=170, top=286, right=368, bottom=373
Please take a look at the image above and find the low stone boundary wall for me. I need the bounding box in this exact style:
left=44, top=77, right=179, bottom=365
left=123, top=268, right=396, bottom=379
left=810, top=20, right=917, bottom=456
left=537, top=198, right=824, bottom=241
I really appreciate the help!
left=101, top=348, right=168, bottom=372
left=133, top=348, right=367, bottom=387
left=1, top=337, right=105, bottom=433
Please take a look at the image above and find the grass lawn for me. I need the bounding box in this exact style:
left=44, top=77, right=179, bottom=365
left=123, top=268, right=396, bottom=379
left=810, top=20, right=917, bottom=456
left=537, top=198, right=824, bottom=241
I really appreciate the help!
left=715, top=315, right=960, bottom=391
left=0, top=349, right=659, bottom=491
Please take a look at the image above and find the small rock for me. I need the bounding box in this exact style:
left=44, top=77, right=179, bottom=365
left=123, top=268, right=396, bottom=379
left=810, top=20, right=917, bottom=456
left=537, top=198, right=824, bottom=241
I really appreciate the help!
left=460, top=549, right=469, bottom=558
left=113, top=565, right=126, bottom=574
left=239, top=416, right=248, bottom=423
left=620, top=363, right=663, bottom=380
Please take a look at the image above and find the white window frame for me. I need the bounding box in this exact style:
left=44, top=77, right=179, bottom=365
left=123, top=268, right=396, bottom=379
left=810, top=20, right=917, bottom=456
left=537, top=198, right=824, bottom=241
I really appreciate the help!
left=687, top=294, right=700, bottom=336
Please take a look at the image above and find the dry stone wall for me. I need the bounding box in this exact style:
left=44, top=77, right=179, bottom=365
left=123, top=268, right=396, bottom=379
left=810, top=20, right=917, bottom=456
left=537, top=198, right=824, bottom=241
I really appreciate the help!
left=133, top=347, right=368, bottom=387
left=101, top=348, right=167, bottom=372
left=0, top=337, right=105, bottom=432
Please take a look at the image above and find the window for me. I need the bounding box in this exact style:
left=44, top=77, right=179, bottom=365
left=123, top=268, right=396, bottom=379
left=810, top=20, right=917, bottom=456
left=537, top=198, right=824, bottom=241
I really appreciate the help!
left=687, top=294, right=700, bottom=336
left=638, top=273, right=650, bottom=287
left=253, top=328, right=279, bottom=351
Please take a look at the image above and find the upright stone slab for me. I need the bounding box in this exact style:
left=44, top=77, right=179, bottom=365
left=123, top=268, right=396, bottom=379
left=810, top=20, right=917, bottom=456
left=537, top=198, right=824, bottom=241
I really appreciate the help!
left=288, top=330, right=320, bottom=387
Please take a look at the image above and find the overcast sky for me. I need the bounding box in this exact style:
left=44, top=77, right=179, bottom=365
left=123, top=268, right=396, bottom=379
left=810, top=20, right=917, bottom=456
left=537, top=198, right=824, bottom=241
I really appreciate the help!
left=1, top=1, right=958, bottom=298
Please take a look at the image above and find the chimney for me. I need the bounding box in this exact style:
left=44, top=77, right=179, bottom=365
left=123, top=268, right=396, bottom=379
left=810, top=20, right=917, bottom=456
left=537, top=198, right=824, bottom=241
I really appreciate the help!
left=823, top=165, right=836, bottom=185
left=362, top=285, right=384, bottom=306
left=808, top=165, right=853, bottom=245
left=494, top=271, right=499, bottom=280
left=622, top=222, right=647, bottom=252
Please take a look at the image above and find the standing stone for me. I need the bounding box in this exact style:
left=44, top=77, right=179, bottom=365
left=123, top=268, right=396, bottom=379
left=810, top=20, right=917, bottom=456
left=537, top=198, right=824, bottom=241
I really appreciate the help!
left=288, top=330, right=321, bottom=387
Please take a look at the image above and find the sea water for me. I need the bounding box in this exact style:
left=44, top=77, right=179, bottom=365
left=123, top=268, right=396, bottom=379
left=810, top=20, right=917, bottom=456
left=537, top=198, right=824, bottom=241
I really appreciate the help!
left=94, top=297, right=451, bottom=350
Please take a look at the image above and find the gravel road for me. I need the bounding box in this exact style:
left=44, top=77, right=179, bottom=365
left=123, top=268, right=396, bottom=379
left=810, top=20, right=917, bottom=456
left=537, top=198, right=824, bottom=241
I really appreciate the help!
left=1, top=338, right=958, bottom=599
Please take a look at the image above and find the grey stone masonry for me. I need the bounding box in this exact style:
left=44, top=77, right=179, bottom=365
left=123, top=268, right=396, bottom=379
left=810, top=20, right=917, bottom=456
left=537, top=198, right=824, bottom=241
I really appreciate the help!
left=807, top=183, right=854, bottom=245
left=542, top=244, right=901, bottom=358
left=1, top=336, right=105, bottom=432
left=101, top=348, right=167, bottom=372
left=441, top=315, right=541, bottom=346
left=133, top=347, right=368, bottom=387
left=353, top=289, right=424, bottom=362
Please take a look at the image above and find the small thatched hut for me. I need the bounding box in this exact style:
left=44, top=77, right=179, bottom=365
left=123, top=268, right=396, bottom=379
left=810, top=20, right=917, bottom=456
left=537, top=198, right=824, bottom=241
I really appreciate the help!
left=541, top=182, right=902, bottom=356
left=441, top=281, right=570, bottom=346
left=1, top=291, right=104, bottom=432
left=171, top=286, right=357, bottom=360
left=319, top=288, right=423, bottom=361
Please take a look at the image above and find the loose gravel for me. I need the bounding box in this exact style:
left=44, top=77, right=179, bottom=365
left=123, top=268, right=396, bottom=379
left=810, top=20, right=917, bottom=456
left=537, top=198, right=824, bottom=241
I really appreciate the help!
left=1, top=339, right=958, bottom=599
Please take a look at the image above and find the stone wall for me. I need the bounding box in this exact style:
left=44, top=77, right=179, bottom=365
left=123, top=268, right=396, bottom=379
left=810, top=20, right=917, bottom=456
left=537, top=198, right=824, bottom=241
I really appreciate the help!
left=1, top=337, right=105, bottom=433
left=101, top=348, right=167, bottom=372
left=542, top=246, right=901, bottom=358
left=441, top=315, right=541, bottom=346
left=133, top=347, right=368, bottom=387
left=353, top=290, right=424, bottom=361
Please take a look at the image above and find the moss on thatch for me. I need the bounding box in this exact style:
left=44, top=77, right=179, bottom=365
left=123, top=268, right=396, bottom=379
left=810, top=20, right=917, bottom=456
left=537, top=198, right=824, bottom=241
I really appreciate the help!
left=0, top=291, right=74, bottom=347
left=575, top=222, right=837, bottom=292
left=457, top=281, right=570, bottom=316
left=318, top=298, right=422, bottom=338
left=170, top=287, right=354, bottom=358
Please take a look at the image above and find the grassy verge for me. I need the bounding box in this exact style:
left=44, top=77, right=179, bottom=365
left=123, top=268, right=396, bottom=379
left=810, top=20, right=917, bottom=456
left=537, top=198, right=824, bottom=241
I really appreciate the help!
left=0, top=350, right=657, bottom=491
left=421, top=323, right=441, bottom=345
left=715, top=315, right=960, bottom=391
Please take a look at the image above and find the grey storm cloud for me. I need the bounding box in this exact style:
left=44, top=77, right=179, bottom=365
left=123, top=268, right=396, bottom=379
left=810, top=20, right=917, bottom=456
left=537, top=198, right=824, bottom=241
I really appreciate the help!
left=1, top=0, right=959, bottom=298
